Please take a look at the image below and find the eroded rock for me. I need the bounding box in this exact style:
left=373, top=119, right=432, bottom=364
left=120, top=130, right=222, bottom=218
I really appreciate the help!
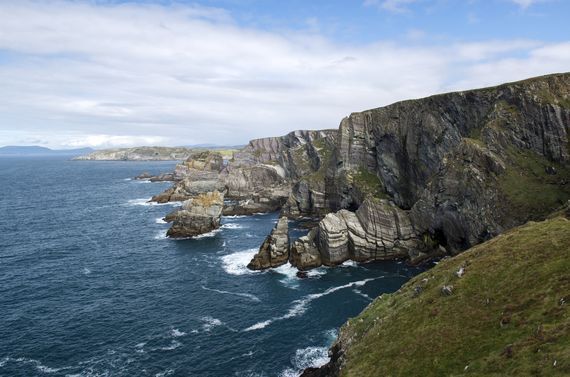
left=247, top=217, right=290, bottom=270
left=166, top=191, right=224, bottom=238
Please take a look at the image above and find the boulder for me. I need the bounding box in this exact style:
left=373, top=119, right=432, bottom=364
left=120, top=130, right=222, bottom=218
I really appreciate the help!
left=247, top=217, right=290, bottom=270
left=166, top=191, right=224, bottom=238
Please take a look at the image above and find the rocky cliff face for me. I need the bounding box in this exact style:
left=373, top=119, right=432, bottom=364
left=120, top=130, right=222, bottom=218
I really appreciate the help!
left=149, top=73, right=569, bottom=262
left=324, top=73, right=570, bottom=254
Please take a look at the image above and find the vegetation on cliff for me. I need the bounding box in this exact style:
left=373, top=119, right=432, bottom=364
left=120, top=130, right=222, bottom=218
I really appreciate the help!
left=312, top=213, right=569, bottom=376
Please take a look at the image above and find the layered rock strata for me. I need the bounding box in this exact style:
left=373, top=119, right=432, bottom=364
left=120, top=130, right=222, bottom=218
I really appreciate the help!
left=166, top=191, right=224, bottom=238
left=247, top=217, right=290, bottom=270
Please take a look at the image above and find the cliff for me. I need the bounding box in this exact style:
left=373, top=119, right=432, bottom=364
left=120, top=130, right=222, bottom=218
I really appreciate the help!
left=291, top=73, right=570, bottom=267
left=303, top=211, right=570, bottom=376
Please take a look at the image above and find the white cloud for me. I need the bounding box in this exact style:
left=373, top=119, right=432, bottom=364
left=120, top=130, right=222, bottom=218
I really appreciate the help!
left=364, top=0, right=419, bottom=13
left=0, top=1, right=568, bottom=149
left=509, top=0, right=550, bottom=9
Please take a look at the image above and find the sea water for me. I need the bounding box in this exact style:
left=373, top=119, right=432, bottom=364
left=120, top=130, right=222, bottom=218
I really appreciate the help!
left=0, top=156, right=423, bottom=376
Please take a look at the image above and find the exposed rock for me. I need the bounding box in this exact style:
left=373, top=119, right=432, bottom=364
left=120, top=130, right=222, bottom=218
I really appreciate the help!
left=247, top=217, right=290, bottom=270
left=325, top=73, right=570, bottom=253
left=289, top=228, right=322, bottom=270
left=166, top=191, right=224, bottom=238
left=310, top=198, right=424, bottom=267
left=152, top=178, right=223, bottom=203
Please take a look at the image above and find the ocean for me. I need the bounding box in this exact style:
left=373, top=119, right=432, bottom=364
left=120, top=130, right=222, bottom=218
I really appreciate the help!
left=0, top=157, right=423, bottom=377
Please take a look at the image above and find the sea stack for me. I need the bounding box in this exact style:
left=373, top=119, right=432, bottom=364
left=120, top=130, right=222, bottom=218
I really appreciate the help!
left=166, top=191, right=224, bottom=238
left=247, top=216, right=290, bottom=270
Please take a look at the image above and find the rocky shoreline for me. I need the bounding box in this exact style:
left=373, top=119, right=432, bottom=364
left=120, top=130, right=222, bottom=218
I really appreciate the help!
left=138, top=73, right=569, bottom=274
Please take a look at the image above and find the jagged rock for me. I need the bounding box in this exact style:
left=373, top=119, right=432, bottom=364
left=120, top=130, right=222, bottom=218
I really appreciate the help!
left=166, top=191, right=224, bottom=238
left=290, top=228, right=322, bottom=270
left=247, top=217, right=290, bottom=270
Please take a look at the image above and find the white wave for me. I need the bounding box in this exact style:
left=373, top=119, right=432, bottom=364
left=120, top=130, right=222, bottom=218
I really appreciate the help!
left=244, top=278, right=379, bottom=331
left=126, top=198, right=182, bottom=207
left=223, top=215, right=247, bottom=219
left=155, top=369, right=175, bottom=377
left=243, top=320, right=272, bottom=332
left=170, top=328, right=186, bottom=337
left=193, top=228, right=222, bottom=239
left=158, top=340, right=182, bottom=351
left=0, top=357, right=69, bottom=374
left=155, top=217, right=167, bottom=224
left=221, top=223, right=244, bottom=229
left=324, top=328, right=338, bottom=342
left=154, top=230, right=168, bottom=240
left=341, top=260, right=359, bottom=267
left=135, top=342, right=146, bottom=348
left=200, top=316, right=223, bottom=331
left=307, top=267, right=327, bottom=278
left=201, top=286, right=260, bottom=302
left=280, top=346, right=330, bottom=377
left=220, top=249, right=259, bottom=276
left=123, top=178, right=132, bottom=181
left=82, top=268, right=91, bottom=275
left=353, top=288, right=373, bottom=301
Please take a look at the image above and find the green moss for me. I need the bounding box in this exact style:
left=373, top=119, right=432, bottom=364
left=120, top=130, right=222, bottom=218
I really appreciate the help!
left=352, top=168, right=387, bottom=199
left=498, top=148, right=570, bottom=221
left=339, top=216, right=570, bottom=376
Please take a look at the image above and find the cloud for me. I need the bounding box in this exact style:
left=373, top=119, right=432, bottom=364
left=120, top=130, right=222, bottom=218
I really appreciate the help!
left=0, top=1, right=568, bottom=148
left=509, top=0, right=550, bottom=9
left=364, top=0, right=419, bottom=13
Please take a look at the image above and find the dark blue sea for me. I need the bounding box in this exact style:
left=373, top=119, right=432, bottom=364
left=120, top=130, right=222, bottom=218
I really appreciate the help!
left=0, top=157, right=423, bottom=377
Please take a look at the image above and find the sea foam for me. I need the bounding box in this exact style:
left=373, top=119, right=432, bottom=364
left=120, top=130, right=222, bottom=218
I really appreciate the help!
left=220, top=249, right=259, bottom=276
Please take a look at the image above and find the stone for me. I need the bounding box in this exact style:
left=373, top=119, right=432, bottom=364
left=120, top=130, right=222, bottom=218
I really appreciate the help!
left=247, top=217, right=290, bottom=270
left=289, top=229, right=322, bottom=270
left=166, top=191, right=224, bottom=238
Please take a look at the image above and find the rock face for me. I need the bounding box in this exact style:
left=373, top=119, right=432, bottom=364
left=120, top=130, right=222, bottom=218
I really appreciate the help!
left=295, top=198, right=424, bottom=268
left=289, top=228, right=322, bottom=270
left=166, top=191, right=224, bottom=238
left=247, top=217, right=290, bottom=270
left=150, top=73, right=569, bottom=267
left=324, top=73, right=570, bottom=253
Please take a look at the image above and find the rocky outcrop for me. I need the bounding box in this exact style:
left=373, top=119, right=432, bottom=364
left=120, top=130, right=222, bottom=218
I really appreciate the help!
left=247, top=217, right=290, bottom=270
left=297, top=198, right=425, bottom=268
left=166, top=191, right=224, bottom=238
left=289, top=228, right=322, bottom=270
left=221, top=164, right=291, bottom=215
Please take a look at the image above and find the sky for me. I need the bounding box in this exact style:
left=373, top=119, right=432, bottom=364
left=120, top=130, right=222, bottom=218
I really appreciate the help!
left=0, top=0, right=569, bottom=149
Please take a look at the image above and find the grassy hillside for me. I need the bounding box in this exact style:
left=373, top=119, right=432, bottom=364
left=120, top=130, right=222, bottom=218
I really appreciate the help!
left=329, top=214, right=569, bottom=376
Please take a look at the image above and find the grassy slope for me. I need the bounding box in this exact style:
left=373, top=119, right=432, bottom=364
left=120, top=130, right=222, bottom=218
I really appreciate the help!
left=338, top=216, right=570, bottom=376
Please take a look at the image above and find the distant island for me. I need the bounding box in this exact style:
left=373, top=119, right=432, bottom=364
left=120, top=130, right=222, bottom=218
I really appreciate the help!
left=73, top=146, right=241, bottom=161
left=0, top=145, right=94, bottom=156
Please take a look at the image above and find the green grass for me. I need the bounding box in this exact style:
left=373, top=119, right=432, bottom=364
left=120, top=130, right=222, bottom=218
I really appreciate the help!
left=338, top=216, right=570, bottom=376
left=352, top=168, right=387, bottom=199
left=498, top=148, right=570, bottom=221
